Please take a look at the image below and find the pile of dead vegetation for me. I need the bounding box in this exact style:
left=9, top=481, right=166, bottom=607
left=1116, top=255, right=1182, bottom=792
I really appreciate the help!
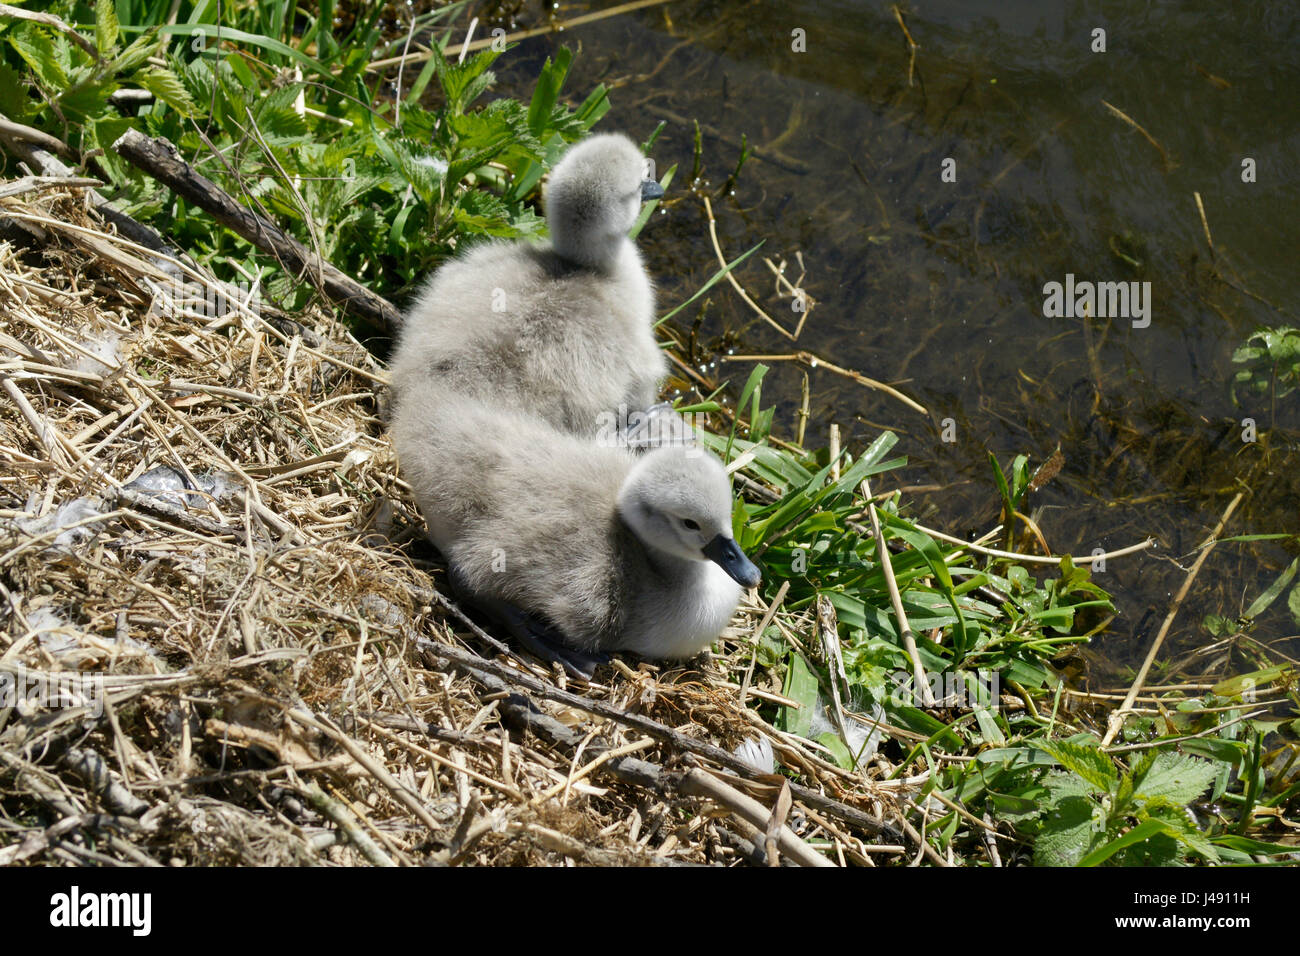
left=0, top=181, right=906, bottom=867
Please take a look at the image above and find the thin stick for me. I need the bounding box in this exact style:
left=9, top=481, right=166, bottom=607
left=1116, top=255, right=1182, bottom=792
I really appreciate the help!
left=1193, top=191, right=1215, bottom=261
left=1099, top=492, right=1244, bottom=747
left=393, top=9, right=420, bottom=128
left=288, top=709, right=445, bottom=834
left=891, top=5, right=920, bottom=87
left=796, top=371, right=810, bottom=447
left=678, top=768, right=834, bottom=867
left=702, top=195, right=796, bottom=340
left=301, top=782, right=396, bottom=866
left=0, top=117, right=71, bottom=156
left=724, top=352, right=928, bottom=415
left=533, top=737, right=655, bottom=805
left=0, top=4, right=101, bottom=63
left=1104, top=707, right=1267, bottom=754
left=908, top=519, right=1154, bottom=566
left=419, top=639, right=899, bottom=840
left=763, top=255, right=816, bottom=338
left=364, top=0, right=675, bottom=71
left=0, top=371, right=73, bottom=470
left=863, top=479, right=934, bottom=706
left=1101, top=100, right=1174, bottom=172
left=112, top=129, right=401, bottom=332
left=457, top=17, right=479, bottom=64
left=740, top=580, right=789, bottom=703
left=895, top=808, right=948, bottom=866
left=0, top=114, right=180, bottom=256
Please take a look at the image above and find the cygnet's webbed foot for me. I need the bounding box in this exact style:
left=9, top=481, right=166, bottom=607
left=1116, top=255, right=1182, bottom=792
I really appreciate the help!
left=495, top=603, right=609, bottom=680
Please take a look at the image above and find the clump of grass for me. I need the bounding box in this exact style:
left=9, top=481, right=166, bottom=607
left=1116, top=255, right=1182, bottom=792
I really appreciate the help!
left=0, top=0, right=610, bottom=314
left=686, top=353, right=1298, bottom=864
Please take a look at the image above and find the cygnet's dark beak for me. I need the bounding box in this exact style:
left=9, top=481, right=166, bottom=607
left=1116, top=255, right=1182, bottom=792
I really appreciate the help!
left=702, top=534, right=762, bottom=589
left=640, top=179, right=665, bottom=202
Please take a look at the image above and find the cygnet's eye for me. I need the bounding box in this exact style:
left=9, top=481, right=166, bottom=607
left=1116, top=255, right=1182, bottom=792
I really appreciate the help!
left=682, top=518, right=700, bottom=531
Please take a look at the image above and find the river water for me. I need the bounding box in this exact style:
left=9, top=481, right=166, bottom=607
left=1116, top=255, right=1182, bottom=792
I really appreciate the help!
left=483, top=0, right=1300, bottom=679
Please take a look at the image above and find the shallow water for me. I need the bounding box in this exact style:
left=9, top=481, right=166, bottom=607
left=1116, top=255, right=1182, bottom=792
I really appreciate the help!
left=483, top=0, right=1300, bottom=678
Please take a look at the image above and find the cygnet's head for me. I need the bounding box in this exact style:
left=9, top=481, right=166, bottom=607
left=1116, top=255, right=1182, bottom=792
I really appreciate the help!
left=616, top=447, right=762, bottom=589
left=545, top=133, right=664, bottom=269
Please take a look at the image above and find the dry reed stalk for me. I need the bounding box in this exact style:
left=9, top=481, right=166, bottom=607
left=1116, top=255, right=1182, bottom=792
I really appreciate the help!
left=1100, top=491, right=1245, bottom=748
left=724, top=351, right=929, bottom=415
left=0, top=184, right=912, bottom=867
left=702, top=195, right=797, bottom=341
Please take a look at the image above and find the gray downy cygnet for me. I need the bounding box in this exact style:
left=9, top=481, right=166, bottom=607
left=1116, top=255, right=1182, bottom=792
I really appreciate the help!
left=390, top=132, right=667, bottom=438
left=393, top=394, right=761, bottom=674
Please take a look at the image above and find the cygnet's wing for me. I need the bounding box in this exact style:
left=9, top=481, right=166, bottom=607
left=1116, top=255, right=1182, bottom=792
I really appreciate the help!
left=395, top=392, right=632, bottom=649
left=392, top=243, right=665, bottom=436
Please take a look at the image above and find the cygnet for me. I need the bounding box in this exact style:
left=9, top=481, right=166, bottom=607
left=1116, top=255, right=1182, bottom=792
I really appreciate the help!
left=393, top=393, right=760, bottom=675
left=390, top=132, right=667, bottom=437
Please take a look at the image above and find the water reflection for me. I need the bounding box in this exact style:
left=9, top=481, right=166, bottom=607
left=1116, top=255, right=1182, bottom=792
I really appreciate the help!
left=484, top=0, right=1300, bottom=675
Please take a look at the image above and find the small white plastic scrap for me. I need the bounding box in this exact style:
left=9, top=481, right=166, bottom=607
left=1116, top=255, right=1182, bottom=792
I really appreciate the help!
left=809, top=693, right=885, bottom=769
left=124, top=466, right=233, bottom=505
left=733, top=736, right=776, bottom=775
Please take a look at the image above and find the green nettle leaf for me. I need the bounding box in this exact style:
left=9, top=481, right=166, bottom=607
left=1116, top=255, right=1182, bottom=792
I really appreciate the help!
left=386, top=138, right=446, bottom=204
left=1132, top=752, right=1220, bottom=805
left=254, top=83, right=310, bottom=140
left=108, top=30, right=162, bottom=75
left=1036, top=739, right=1118, bottom=791
left=1042, top=769, right=1095, bottom=801
left=135, top=67, right=198, bottom=116
left=8, top=25, right=70, bottom=90
left=437, top=47, right=503, bottom=113
left=57, top=78, right=117, bottom=121
left=1034, top=795, right=1097, bottom=866
left=0, top=62, right=29, bottom=119
left=95, top=0, right=120, bottom=54
left=453, top=188, right=519, bottom=237
left=180, top=56, right=216, bottom=104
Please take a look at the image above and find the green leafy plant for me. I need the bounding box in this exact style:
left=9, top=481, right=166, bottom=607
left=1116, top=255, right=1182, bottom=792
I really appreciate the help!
left=1232, top=326, right=1300, bottom=404
left=693, top=370, right=1116, bottom=767
left=0, top=1, right=610, bottom=316
left=1028, top=738, right=1222, bottom=865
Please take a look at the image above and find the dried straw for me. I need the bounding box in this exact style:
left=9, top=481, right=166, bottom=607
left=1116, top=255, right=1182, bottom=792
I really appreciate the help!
left=0, top=184, right=903, bottom=866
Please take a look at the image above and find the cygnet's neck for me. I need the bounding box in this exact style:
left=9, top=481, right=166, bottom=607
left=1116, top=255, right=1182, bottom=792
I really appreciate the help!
left=637, top=537, right=702, bottom=582
left=551, top=229, right=633, bottom=272
left=620, top=530, right=742, bottom=659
